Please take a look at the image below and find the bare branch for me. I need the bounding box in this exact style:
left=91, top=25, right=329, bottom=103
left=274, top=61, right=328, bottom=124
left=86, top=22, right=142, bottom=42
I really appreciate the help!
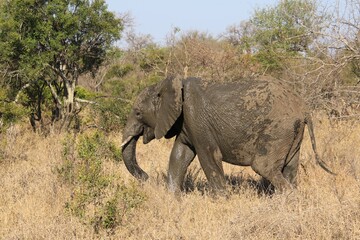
left=14, top=83, right=31, bottom=103
left=74, top=97, right=97, bottom=105
left=44, top=79, right=62, bottom=107
left=47, top=64, right=69, bottom=83
left=94, top=95, right=132, bottom=103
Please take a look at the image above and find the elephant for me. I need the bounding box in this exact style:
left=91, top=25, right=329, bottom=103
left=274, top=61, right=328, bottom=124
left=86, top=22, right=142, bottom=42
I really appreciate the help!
left=121, top=76, right=334, bottom=193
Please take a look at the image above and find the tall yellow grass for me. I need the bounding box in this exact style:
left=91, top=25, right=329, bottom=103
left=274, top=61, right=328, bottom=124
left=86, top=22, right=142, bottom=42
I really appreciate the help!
left=1, top=114, right=360, bottom=239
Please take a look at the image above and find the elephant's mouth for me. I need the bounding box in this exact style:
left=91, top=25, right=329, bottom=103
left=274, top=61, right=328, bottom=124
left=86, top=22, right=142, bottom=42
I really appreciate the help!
left=121, top=125, right=155, bottom=147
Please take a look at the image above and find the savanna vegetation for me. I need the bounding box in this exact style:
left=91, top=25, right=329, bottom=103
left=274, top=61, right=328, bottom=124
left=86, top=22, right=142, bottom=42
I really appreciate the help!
left=0, top=0, right=359, bottom=239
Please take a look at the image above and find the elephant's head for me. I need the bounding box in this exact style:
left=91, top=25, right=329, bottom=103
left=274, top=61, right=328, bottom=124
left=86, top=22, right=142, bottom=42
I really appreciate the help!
left=121, top=76, right=183, bottom=181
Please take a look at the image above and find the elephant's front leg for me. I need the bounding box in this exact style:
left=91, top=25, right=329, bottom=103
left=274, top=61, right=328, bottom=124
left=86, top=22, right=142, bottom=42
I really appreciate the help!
left=168, top=138, right=196, bottom=194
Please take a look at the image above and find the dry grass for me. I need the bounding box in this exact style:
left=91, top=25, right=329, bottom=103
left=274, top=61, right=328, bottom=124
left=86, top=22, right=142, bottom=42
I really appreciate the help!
left=1, top=114, right=360, bottom=239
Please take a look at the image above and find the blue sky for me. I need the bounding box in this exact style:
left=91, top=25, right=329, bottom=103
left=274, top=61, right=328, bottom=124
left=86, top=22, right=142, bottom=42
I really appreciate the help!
left=105, top=0, right=278, bottom=44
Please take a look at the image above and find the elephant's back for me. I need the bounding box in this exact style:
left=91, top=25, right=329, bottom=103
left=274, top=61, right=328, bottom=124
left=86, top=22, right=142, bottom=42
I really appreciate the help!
left=205, top=77, right=306, bottom=117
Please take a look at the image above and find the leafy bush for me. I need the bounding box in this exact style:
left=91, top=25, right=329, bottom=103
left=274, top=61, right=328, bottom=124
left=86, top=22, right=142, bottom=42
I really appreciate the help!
left=0, top=87, right=29, bottom=131
left=57, top=131, right=146, bottom=233
left=0, top=102, right=28, bottom=129
left=139, top=46, right=167, bottom=72
left=75, top=86, right=98, bottom=100
left=105, top=64, right=134, bottom=79
left=92, top=73, right=162, bottom=131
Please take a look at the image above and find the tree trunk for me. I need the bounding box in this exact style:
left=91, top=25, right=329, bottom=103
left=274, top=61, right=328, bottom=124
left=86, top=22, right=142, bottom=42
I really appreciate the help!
left=60, top=79, right=77, bottom=132
left=47, top=76, right=78, bottom=133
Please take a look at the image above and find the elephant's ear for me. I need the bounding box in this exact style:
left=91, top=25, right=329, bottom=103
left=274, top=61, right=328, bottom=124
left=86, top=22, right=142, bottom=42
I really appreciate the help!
left=155, top=76, right=183, bottom=139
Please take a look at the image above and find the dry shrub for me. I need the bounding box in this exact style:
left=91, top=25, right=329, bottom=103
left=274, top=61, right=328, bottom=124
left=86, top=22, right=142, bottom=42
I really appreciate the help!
left=1, top=114, right=360, bottom=239
left=57, top=131, right=146, bottom=234
left=0, top=129, right=91, bottom=239
left=164, top=31, right=260, bottom=81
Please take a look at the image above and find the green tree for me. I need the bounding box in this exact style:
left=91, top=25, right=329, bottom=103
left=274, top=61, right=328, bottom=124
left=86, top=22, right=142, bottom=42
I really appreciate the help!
left=250, top=0, right=323, bottom=72
left=0, top=0, right=122, bottom=132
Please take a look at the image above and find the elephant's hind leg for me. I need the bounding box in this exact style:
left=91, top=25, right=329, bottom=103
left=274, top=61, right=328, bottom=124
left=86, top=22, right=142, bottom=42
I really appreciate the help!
left=252, top=162, right=292, bottom=192
left=282, top=122, right=304, bottom=186
left=282, top=149, right=300, bottom=186
left=251, top=141, right=294, bottom=192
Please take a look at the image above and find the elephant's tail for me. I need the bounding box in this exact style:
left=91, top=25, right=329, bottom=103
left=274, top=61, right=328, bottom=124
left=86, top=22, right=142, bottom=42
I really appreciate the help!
left=305, top=113, right=336, bottom=175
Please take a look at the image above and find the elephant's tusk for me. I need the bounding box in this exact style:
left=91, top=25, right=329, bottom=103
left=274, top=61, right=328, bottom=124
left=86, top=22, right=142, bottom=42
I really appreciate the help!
left=121, top=136, right=133, bottom=148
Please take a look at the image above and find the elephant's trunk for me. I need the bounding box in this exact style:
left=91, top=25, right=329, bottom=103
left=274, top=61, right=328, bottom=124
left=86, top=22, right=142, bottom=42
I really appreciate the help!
left=121, top=134, right=149, bottom=181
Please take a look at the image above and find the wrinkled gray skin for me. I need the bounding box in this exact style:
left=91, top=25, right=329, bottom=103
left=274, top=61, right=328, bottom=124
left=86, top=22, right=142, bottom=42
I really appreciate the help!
left=121, top=76, right=333, bottom=193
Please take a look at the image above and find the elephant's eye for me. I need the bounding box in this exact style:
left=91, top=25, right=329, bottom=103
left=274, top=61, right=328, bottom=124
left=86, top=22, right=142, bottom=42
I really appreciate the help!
left=134, top=109, right=141, bottom=118
left=157, top=93, right=161, bottom=98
